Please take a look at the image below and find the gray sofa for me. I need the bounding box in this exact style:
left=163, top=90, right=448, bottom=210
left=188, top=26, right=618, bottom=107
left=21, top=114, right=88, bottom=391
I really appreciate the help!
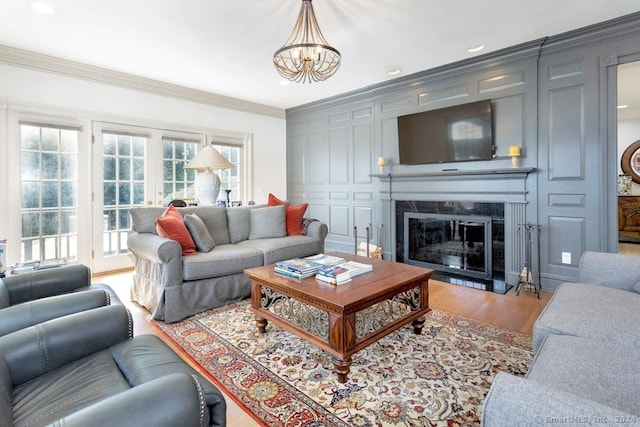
left=482, top=251, right=640, bottom=425
left=127, top=205, right=328, bottom=322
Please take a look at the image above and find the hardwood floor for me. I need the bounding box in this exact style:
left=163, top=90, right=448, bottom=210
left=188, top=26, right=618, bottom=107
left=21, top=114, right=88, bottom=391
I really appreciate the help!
left=94, top=269, right=551, bottom=426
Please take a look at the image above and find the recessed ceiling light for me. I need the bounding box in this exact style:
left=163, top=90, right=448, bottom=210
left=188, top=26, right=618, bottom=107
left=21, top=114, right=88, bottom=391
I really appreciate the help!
left=386, top=68, right=401, bottom=76
left=467, top=44, right=485, bottom=53
left=618, top=104, right=629, bottom=109
left=31, top=2, right=56, bottom=14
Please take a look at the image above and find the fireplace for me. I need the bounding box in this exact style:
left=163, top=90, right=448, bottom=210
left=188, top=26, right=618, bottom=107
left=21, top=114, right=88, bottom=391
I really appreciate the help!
left=404, top=213, right=492, bottom=280
left=396, top=201, right=507, bottom=293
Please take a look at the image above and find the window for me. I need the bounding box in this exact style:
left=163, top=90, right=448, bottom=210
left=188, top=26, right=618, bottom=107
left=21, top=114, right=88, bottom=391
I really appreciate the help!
left=212, top=143, right=242, bottom=203
left=20, top=122, right=80, bottom=263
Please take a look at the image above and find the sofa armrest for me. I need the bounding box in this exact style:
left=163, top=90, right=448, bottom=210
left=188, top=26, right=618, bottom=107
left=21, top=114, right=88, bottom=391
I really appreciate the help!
left=0, top=305, right=132, bottom=386
left=482, top=372, right=636, bottom=426
left=578, top=251, right=640, bottom=291
left=3, top=264, right=91, bottom=305
left=0, top=289, right=110, bottom=337
left=304, top=220, right=328, bottom=251
left=127, top=231, right=182, bottom=264
left=51, top=373, right=208, bottom=427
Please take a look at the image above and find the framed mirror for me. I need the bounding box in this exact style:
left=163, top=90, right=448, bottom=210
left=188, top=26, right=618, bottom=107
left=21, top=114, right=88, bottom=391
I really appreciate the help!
left=621, top=139, right=640, bottom=184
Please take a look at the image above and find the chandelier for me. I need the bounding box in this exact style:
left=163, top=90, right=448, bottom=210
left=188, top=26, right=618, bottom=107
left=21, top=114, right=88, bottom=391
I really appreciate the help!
left=273, top=0, right=341, bottom=83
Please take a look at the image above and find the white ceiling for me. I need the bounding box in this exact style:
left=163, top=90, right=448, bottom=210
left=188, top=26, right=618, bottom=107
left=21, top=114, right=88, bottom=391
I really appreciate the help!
left=0, top=0, right=639, bottom=111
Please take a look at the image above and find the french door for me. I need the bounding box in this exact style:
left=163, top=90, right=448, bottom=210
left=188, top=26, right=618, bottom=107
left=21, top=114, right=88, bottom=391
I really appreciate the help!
left=91, top=122, right=202, bottom=272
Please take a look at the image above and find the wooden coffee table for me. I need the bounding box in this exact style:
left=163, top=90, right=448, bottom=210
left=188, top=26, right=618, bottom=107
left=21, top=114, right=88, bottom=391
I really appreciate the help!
left=244, top=253, right=433, bottom=383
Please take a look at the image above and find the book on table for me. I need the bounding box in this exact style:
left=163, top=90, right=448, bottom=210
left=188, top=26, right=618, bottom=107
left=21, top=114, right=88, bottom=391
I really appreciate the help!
left=337, top=260, right=373, bottom=278
left=303, top=253, right=346, bottom=266
left=316, top=264, right=351, bottom=282
left=274, top=258, right=323, bottom=274
left=273, top=267, right=317, bottom=279
left=315, top=273, right=351, bottom=285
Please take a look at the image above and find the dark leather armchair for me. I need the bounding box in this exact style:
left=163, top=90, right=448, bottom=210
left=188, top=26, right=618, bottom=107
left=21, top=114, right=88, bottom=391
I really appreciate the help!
left=0, top=264, right=121, bottom=337
left=0, top=304, right=227, bottom=426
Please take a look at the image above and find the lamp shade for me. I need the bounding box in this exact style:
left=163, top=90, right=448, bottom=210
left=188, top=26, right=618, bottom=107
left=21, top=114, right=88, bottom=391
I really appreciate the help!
left=185, top=146, right=233, bottom=170
left=184, top=146, right=233, bottom=205
left=508, top=146, right=521, bottom=157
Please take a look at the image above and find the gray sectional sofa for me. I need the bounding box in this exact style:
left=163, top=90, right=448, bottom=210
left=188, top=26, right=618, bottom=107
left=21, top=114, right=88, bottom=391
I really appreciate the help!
left=127, top=204, right=328, bottom=323
left=482, top=251, right=640, bottom=424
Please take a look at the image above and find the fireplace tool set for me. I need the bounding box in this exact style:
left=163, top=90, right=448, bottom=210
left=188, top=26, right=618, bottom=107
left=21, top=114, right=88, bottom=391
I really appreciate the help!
left=516, top=223, right=541, bottom=298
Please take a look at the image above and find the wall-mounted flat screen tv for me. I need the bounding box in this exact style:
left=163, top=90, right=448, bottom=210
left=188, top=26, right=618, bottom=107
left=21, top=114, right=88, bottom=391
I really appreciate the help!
left=397, top=100, right=494, bottom=165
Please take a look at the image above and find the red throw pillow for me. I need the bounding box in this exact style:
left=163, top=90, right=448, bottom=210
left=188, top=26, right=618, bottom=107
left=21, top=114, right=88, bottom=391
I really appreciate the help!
left=268, top=193, right=285, bottom=206
left=285, top=203, right=308, bottom=235
left=156, top=206, right=197, bottom=255
left=268, top=193, right=308, bottom=235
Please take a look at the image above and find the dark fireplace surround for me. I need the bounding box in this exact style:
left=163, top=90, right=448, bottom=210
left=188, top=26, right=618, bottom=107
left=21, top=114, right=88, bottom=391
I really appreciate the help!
left=396, top=200, right=507, bottom=293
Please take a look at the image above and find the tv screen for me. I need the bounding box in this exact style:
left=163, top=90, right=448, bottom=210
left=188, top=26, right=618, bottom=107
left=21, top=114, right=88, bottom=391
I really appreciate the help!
left=397, top=100, right=494, bottom=165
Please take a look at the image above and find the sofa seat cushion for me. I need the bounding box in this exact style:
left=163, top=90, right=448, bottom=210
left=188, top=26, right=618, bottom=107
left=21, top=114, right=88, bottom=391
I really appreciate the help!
left=238, top=235, right=321, bottom=265
left=13, top=350, right=130, bottom=426
left=532, top=282, right=640, bottom=352
left=527, top=335, right=640, bottom=416
left=182, top=244, right=263, bottom=281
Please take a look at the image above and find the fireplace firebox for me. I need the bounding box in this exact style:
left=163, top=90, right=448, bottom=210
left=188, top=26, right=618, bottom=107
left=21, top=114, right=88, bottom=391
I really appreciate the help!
left=404, top=213, right=492, bottom=280
left=396, top=201, right=506, bottom=293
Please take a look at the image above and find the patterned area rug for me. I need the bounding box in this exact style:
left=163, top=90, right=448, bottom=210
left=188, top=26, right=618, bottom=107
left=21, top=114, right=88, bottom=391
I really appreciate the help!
left=153, top=301, right=532, bottom=426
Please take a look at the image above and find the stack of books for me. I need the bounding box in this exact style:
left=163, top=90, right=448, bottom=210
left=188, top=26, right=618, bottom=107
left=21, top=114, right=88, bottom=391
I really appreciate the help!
left=315, top=259, right=373, bottom=285
left=274, top=258, right=323, bottom=279
left=274, top=254, right=374, bottom=285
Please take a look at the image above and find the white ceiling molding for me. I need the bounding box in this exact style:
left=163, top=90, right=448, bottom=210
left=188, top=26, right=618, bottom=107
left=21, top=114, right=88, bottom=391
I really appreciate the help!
left=0, top=44, right=285, bottom=119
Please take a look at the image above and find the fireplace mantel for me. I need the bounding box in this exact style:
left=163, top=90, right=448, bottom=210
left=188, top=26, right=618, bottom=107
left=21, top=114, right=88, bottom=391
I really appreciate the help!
left=371, top=167, right=536, bottom=181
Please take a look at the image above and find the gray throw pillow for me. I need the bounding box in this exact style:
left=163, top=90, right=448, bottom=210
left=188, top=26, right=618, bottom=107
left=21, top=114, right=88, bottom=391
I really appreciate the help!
left=184, top=213, right=215, bottom=252
left=249, top=205, right=287, bottom=240
left=226, top=207, right=251, bottom=243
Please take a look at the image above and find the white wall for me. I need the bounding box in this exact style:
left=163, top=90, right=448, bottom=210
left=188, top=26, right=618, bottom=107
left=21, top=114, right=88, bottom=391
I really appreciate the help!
left=0, top=62, right=287, bottom=245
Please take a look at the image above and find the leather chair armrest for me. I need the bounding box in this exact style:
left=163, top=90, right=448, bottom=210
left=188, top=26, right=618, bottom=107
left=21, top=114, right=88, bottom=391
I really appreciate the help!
left=50, top=373, right=208, bottom=427
left=3, top=264, right=91, bottom=305
left=0, top=289, right=110, bottom=337
left=0, top=305, right=132, bottom=386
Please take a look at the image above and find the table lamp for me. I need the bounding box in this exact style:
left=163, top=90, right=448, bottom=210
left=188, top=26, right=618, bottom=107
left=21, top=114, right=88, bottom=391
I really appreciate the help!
left=184, top=145, right=233, bottom=205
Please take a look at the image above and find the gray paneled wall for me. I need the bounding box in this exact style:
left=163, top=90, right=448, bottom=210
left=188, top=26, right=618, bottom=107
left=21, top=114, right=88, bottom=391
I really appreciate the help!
left=286, top=13, right=640, bottom=291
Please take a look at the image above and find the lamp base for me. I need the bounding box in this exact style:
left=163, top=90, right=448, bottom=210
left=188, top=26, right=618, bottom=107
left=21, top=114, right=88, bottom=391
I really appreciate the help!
left=511, top=156, right=520, bottom=168
left=194, top=169, right=221, bottom=205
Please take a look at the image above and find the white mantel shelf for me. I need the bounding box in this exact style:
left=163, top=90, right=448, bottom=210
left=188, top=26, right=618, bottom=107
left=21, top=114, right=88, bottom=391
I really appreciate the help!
left=371, top=167, right=537, bottom=180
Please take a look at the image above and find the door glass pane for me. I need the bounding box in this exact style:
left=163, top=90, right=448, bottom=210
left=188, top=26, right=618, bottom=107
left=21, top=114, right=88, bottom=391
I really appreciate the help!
left=20, top=124, right=78, bottom=264
left=102, top=132, right=147, bottom=256
left=162, top=138, right=198, bottom=204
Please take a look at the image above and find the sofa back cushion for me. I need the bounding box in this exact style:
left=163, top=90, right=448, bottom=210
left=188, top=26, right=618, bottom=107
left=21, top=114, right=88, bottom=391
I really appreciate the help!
left=249, top=206, right=286, bottom=240
left=130, top=207, right=166, bottom=234
left=226, top=207, right=252, bottom=244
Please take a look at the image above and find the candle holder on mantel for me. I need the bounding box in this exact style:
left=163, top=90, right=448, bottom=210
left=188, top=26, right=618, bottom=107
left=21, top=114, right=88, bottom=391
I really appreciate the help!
left=508, top=146, right=521, bottom=168
left=225, top=189, right=232, bottom=205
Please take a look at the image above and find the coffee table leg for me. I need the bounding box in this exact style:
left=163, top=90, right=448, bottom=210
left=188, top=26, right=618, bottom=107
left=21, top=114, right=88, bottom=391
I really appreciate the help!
left=255, top=315, right=268, bottom=334
left=412, top=316, right=425, bottom=334
left=333, top=357, right=352, bottom=383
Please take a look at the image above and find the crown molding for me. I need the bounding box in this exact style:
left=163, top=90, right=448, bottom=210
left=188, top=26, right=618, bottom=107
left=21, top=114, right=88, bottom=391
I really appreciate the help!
left=0, top=44, right=285, bottom=119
